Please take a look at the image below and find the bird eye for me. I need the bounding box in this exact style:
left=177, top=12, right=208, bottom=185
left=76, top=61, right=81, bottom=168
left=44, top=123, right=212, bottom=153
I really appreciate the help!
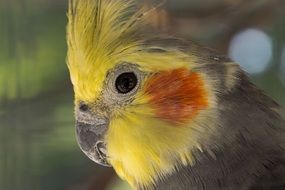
left=115, top=72, right=138, bottom=94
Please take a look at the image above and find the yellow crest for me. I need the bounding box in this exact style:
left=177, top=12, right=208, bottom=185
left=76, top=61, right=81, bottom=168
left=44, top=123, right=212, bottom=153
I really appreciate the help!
left=67, top=0, right=143, bottom=102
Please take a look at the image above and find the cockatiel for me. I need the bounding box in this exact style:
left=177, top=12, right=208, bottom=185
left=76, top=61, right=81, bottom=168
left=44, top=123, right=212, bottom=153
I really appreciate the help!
left=66, top=0, right=285, bottom=189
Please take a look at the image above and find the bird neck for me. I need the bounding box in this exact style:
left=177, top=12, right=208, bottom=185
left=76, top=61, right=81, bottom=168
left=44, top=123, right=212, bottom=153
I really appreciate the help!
left=151, top=142, right=278, bottom=190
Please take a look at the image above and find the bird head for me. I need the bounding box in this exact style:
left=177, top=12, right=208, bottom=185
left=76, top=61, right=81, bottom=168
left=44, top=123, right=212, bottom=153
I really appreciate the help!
left=67, top=0, right=235, bottom=188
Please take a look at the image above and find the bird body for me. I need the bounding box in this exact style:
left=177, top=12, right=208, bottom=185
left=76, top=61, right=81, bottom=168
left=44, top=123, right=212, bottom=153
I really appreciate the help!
left=67, top=0, right=285, bottom=189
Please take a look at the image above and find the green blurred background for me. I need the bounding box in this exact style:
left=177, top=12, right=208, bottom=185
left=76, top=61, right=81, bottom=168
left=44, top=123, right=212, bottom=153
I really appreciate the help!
left=0, top=0, right=284, bottom=190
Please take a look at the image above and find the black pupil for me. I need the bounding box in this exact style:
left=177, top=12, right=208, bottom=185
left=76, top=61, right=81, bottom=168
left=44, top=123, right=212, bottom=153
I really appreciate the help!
left=115, top=72, right=138, bottom=94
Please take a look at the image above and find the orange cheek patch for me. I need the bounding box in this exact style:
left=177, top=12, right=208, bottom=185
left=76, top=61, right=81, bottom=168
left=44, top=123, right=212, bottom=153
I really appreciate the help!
left=145, top=68, right=208, bottom=125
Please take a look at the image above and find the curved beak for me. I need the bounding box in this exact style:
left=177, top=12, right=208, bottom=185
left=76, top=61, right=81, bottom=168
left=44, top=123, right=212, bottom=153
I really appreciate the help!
left=76, top=120, right=111, bottom=167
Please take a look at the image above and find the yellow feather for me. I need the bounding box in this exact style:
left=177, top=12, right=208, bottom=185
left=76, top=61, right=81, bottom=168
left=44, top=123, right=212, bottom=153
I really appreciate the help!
left=106, top=90, right=214, bottom=188
left=67, top=0, right=142, bottom=102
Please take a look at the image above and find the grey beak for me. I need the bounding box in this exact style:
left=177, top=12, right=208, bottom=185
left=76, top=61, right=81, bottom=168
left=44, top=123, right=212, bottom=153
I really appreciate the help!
left=76, top=121, right=111, bottom=167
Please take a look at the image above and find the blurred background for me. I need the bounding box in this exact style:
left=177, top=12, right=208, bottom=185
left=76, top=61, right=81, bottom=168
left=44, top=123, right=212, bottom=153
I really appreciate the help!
left=0, top=0, right=285, bottom=189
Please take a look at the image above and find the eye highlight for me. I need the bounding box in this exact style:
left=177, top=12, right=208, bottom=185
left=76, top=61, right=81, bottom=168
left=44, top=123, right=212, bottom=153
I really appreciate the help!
left=115, top=72, right=138, bottom=94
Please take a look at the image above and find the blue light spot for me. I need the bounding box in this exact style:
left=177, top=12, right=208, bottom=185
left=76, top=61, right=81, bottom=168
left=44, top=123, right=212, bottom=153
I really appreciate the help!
left=229, top=28, right=273, bottom=74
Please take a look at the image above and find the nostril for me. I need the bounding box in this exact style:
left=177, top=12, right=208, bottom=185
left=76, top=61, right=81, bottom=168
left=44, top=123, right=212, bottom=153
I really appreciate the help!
left=79, top=102, right=89, bottom=112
